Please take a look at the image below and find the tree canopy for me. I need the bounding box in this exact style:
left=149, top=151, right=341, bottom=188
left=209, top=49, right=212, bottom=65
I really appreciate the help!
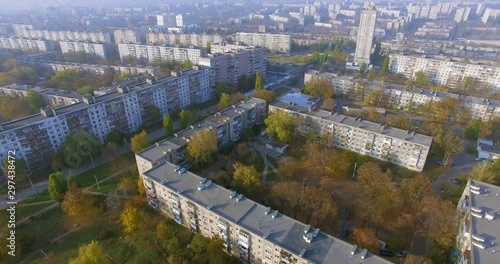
left=186, top=129, right=218, bottom=167
left=255, top=71, right=264, bottom=90
left=265, top=111, right=296, bottom=143
left=131, top=130, right=149, bottom=154
left=233, top=162, right=261, bottom=198
left=163, top=114, right=174, bottom=137
left=61, top=187, right=102, bottom=227
left=70, top=241, right=109, bottom=264
left=303, top=77, right=334, bottom=98
left=48, top=172, right=67, bottom=202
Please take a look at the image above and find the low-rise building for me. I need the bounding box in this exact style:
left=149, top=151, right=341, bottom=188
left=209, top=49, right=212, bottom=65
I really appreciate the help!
left=269, top=93, right=433, bottom=172
left=59, top=41, right=110, bottom=60
left=477, top=139, right=500, bottom=161
left=456, top=179, right=500, bottom=264
left=138, top=161, right=393, bottom=264
left=117, top=44, right=205, bottom=64
left=235, top=33, right=291, bottom=53
left=198, top=46, right=266, bottom=87
left=0, top=66, right=215, bottom=174
left=136, top=98, right=266, bottom=175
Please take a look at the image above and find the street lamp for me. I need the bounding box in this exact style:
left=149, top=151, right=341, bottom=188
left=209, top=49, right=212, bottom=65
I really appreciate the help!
left=88, top=153, right=95, bottom=168
left=352, top=162, right=358, bottom=179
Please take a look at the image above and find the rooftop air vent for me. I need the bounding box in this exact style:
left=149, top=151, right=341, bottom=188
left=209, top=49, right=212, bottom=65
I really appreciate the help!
left=263, top=231, right=271, bottom=239
left=485, top=212, right=495, bottom=221
left=236, top=194, right=243, bottom=202
left=350, top=245, right=358, bottom=258
left=304, top=225, right=311, bottom=234
left=200, top=178, right=207, bottom=184
left=299, top=248, right=307, bottom=258
left=470, top=185, right=481, bottom=191
left=272, top=210, right=279, bottom=219
left=471, top=207, right=482, bottom=213
left=472, top=241, right=486, bottom=249
left=360, top=249, right=368, bottom=260
left=471, top=189, right=481, bottom=195
left=303, top=233, right=313, bottom=243
left=160, top=179, right=169, bottom=185
left=177, top=189, right=185, bottom=194
left=471, top=212, right=483, bottom=218
left=230, top=191, right=237, bottom=199
left=197, top=185, right=205, bottom=191
left=472, top=234, right=485, bottom=243
left=207, top=203, right=215, bottom=210
left=265, top=207, right=272, bottom=215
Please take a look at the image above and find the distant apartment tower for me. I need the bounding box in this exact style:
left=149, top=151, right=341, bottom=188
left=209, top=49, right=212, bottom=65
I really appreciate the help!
left=389, top=54, right=500, bottom=92
left=0, top=67, right=215, bottom=174
left=354, top=7, right=377, bottom=65
left=481, top=8, right=500, bottom=24
left=0, top=37, right=52, bottom=52
left=146, top=33, right=223, bottom=47
left=117, top=44, right=206, bottom=64
left=235, top=33, right=291, bottom=53
left=157, top=13, right=176, bottom=27
left=113, top=29, right=146, bottom=44
left=59, top=41, right=110, bottom=60
left=12, top=24, right=111, bottom=43
left=454, top=7, right=471, bottom=23
left=199, top=46, right=267, bottom=87
left=176, top=13, right=195, bottom=27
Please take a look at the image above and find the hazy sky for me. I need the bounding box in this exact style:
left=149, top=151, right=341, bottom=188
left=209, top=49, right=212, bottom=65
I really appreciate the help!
left=0, top=0, right=162, bottom=10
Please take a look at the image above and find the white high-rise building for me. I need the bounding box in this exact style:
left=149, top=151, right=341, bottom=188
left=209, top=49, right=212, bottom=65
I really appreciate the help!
left=157, top=13, right=176, bottom=27
left=354, top=7, right=377, bottom=65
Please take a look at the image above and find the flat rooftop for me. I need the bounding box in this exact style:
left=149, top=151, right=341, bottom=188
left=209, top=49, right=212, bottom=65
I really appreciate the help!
left=144, top=161, right=393, bottom=264
left=467, top=180, right=500, bottom=264
left=280, top=92, right=320, bottom=108
left=272, top=95, right=433, bottom=147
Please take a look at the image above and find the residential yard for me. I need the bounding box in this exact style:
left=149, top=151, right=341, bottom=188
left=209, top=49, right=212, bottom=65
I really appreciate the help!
left=74, top=152, right=135, bottom=188
left=89, top=169, right=137, bottom=193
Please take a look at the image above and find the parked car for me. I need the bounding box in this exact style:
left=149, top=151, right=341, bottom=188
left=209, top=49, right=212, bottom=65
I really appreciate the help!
left=396, top=251, right=408, bottom=257
left=379, top=250, right=394, bottom=257
left=450, top=178, right=460, bottom=185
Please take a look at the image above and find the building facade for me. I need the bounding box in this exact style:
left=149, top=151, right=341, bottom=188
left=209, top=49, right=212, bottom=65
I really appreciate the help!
left=305, top=72, right=500, bottom=121
left=456, top=180, right=500, bottom=264
left=146, top=33, right=224, bottom=47
left=0, top=67, right=215, bottom=174
left=235, top=33, right=291, bottom=53
left=198, top=47, right=267, bottom=87
left=136, top=98, right=267, bottom=175
left=270, top=93, right=433, bottom=172
left=113, top=28, right=146, bottom=44
left=59, top=41, right=110, bottom=60
left=354, top=7, right=377, bottom=65
left=137, top=158, right=393, bottom=264
left=0, top=37, right=52, bottom=52
left=389, top=54, right=500, bottom=91
left=12, top=24, right=112, bottom=43
left=117, top=44, right=205, bottom=64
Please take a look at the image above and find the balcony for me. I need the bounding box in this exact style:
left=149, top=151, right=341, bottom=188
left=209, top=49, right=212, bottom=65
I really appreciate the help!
left=173, top=207, right=181, bottom=216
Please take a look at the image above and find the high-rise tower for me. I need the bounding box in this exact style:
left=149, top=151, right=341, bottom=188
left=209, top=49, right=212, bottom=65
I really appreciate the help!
left=354, top=6, right=377, bottom=65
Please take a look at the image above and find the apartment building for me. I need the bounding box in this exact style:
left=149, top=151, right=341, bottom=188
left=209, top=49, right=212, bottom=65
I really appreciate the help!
left=270, top=93, right=432, bottom=172
left=146, top=33, right=224, bottom=48
left=0, top=84, right=83, bottom=106
left=12, top=24, right=112, bottom=43
left=136, top=98, right=266, bottom=175
left=113, top=28, right=146, bottom=44
left=138, top=161, right=393, bottom=264
left=235, top=33, right=291, bottom=53
left=456, top=180, right=500, bottom=264
left=354, top=7, right=377, bottom=65
left=18, top=57, right=160, bottom=77
left=305, top=72, right=500, bottom=121
left=117, top=44, right=205, bottom=64
left=389, top=54, right=500, bottom=92
left=0, top=66, right=215, bottom=174
left=0, top=37, right=52, bottom=52
left=59, top=41, right=110, bottom=60
left=198, top=47, right=267, bottom=87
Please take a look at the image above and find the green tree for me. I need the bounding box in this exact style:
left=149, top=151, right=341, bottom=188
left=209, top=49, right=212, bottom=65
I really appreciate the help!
left=186, top=129, right=218, bottom=167
left=48, top=172, right=67, bottom=202
left=464, top=119, right=482, bottom=140
left=442, top=131, right=464, bottom=166
left=366, top=68, right=377, bottom=81
left=64, top=132, right=101, bottom=167
left=349, top=228, right=379, bottom=253
left=265, top=111, right=296, bottom=143
left=0, top=94, right=35, bottom=121
left=163, top=114, right=174, bottom=137
left=70, top=241, right=109, bottom=264
left=131, top=130, right=149, bottom=154
left=138, top=176, right=146, bottom=196
left=215, top=82, right=235, bottom=96
left=25, top=90, right=45, bottom=110
left=206, top=42, right=211, bottom=54
left=303, top=77, right=334, bottom=98
left=217, top=93, right=232, bottom=111
left=359, top=62, right=366, bottom=73
left=105, top=130, right=126, bottom=146
left=184, top=59, right=192, bottom=70
left=233, top=162, right=261, bottom=197
left=179, top=109, right=194, bottom=129
left=414, top=71, right=428, bottom=86
left=381, top=56, right=390, bottom=75
left=255, top=71, right=264, bottom=90
left=67, top=173, right=78, bottom=189
left=253, top=89, right=276, bottom=105
left=148, top=105, right=161, bottom=127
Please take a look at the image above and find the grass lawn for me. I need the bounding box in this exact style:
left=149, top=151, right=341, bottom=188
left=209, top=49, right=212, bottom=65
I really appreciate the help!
left=19, top=190, right=51, bottom=205
left=238, top=152, right=265, bottom=172
left=266, top=169, right=278, bottom=182
left=0, top=201, right=56, bottom=221
left=75, top=152, right=135, bottom=188
left=90, top=169, right=137, bottom=193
